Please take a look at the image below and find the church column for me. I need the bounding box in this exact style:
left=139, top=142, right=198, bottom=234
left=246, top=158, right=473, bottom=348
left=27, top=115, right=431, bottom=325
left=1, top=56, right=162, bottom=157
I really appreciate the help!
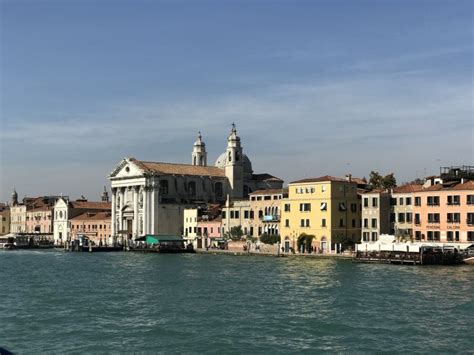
left=111, top=188, right=116, bottom=238
left=118, top=188, right=124, bottom=235
left=133, top=186, right=139, bottom=238
left=143, top=186, right=148, bottom=234
left=151, top=184, right=158, bottom=234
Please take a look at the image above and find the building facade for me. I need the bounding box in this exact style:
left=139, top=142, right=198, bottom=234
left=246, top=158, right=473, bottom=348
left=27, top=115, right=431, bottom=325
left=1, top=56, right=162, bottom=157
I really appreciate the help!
left=391, top=184, right=423, bottom=239
left=249, top=188, right=288, bottom=239
left=413, top=180, right=474, bottom=243
left=53, top=198, right=111, bottom=245
left=221, top=199, right=253, bottom=238
left=0, top=204, right=10, bottom=235
left=280, top=176, right=361, bottom=253
left=108, top=126, right=283, bottom=241
left=70, top=211, right=112, bottom=245
left=361, top=190, right=391, bottom=242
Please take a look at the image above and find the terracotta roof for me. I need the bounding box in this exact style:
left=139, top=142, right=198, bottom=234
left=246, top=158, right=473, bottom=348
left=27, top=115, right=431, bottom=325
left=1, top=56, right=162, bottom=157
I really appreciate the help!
left=290, top=175, right=354, bottom=184
left=392, top=184, right=423, bottom=194
left=130, top=158, right=225, bottom=177
left=249, top=188, right=288, bottom=196
left=420, top=180, right=474, bottom=192
left=251, top=173, right=283, bottom=182
left=69, top=201, right=111, bottom=210
left=351, top=177, right=368, bottom=185
left=70, top=211, right=112, bottom=221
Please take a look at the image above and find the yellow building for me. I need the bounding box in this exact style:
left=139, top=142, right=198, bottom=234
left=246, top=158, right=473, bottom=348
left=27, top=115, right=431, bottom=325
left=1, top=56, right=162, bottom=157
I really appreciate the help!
left=0, top=204, right=10, bottom=235
left=280, top=176, right=361, bottom=254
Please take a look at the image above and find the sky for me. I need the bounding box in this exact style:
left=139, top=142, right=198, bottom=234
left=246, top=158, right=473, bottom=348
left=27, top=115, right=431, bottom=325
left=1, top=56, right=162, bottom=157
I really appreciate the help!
left=0, top=0, right=472, bottom=202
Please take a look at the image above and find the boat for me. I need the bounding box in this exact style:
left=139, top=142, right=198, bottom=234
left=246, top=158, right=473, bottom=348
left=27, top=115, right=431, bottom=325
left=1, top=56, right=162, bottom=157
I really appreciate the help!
left=464, top=257, right=474, bottom=265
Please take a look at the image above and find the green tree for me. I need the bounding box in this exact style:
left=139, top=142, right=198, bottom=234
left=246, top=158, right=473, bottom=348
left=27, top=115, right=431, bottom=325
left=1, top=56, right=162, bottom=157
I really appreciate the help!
left=260, top=234, right=280, bottom=245
left=224, top=226, right=244, bottom=241
left=369, top=171, right=397, bottom=189
left=382, top=173, right=397, bottom=189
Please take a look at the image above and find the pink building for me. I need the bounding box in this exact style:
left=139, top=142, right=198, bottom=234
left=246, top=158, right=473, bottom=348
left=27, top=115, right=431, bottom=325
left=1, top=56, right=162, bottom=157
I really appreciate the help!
left=413, top=180, right=474, bottom=243
left=70, top=211, right=112, bottom=245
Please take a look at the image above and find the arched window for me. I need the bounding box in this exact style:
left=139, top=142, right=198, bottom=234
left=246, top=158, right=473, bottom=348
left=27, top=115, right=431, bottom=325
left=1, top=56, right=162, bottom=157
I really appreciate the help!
left=193, top=156, right=197, bottom=165
left=228, top=151, right=232, bottom=162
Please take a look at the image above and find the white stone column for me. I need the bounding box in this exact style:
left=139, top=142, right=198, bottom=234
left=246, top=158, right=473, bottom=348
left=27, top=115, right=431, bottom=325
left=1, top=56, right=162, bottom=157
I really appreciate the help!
left=151, top=186, right=156, bottom=234
left=111, top=188, right=116, bottom=237
left=119, top=188, right=124, bottom=234
left=133, top=186, right=138, bottom=238
left=143, top=187, right=148, bottom=234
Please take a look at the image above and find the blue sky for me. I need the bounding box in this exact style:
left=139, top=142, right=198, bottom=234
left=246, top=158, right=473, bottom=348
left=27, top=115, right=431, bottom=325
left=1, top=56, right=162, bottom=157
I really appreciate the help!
left=0, top=0, right=472, bottom=202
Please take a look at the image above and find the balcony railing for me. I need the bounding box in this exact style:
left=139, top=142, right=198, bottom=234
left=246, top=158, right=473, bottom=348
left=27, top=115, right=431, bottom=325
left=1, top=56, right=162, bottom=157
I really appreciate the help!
left=261, top=215, right=280, bottom=222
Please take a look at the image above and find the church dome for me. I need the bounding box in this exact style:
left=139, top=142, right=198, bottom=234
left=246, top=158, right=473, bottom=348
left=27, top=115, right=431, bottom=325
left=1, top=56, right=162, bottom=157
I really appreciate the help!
left=215, top=152, right=253, bottom=175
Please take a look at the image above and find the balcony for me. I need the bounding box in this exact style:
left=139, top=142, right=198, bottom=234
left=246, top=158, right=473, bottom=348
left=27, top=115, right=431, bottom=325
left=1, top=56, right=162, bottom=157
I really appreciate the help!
left=261, top=215, right=280, bottom=222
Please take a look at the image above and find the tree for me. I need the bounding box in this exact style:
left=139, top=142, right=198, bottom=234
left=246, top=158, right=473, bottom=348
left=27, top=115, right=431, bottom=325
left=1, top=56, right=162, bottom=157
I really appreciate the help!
left=369, top=171, right=397, bottom=189
left=260, top=234, right=280, bottom=245
left=382, top=173, right=396, bottom=189
left=224, top=226, right=244, bottom=241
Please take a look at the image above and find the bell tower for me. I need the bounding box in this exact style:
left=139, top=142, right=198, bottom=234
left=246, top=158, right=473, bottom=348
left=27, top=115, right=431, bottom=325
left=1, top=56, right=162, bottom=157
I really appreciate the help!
left=225, top=123, right=244, bottom=199
left=192, top=132, right=207, bottom=166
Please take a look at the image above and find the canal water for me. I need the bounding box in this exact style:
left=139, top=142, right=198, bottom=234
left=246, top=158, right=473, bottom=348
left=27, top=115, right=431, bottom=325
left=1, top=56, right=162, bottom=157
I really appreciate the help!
left=0, top=250, right=473, bottom=354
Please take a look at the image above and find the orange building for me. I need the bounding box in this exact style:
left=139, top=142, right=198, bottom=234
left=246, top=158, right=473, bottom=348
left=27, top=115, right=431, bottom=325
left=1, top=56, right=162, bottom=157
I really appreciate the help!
left=413, top=180, right=474, bottom=243
left=70, top=211, right=112, bottom=245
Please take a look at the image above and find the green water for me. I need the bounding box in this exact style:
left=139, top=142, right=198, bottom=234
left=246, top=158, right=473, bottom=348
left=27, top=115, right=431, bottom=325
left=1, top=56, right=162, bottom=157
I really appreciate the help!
left=0, top=250, right=472, bottom=354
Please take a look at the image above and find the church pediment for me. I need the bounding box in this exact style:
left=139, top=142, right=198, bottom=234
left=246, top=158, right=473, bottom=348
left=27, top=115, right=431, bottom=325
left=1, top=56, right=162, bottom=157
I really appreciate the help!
left=109, top=158, right=146, bottom=179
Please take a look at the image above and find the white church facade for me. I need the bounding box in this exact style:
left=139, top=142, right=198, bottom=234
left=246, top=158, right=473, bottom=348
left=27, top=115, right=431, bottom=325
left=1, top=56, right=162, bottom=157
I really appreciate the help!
left=108, top=125, right=283, bottom=240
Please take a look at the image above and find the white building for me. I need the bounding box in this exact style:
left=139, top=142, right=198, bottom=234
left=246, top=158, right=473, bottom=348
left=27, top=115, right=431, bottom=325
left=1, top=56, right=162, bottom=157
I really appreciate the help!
left=108, top=125, right=283, bottom=241
left=53, top=197, right=111, bottom=245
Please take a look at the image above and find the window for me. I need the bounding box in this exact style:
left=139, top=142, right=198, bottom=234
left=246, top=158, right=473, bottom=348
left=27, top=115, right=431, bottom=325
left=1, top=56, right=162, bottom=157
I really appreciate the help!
left=427, top=231, right=440, bottom=241
left=467, top=213, right=474, bottom=225
left=371, top=218, right=377, bottom=228
left=234, top=211, right=240, bottom=219
left=320, top=202, right=327, bottom=211
left=391, top=198, right=397, bottom=206
left=415, top=214, right=421, bottom=225
left=447, top=213, right=460, bottom=223
left=244, top=210, right=249, bottom=219
left=390, top=213, right=395, bottom=223
left=406, top=213, right=412, bottom=223
left=415, top=197, right=421, bottom=206
left=339, top=219, right=345, bottom=227
left=364, top=198, right=369, bottom=207
left=427, top=196, right=440, bottom=206
left=371, top=232, right=378, bottom=241
left=284, top=204, right=291, bottom=212
left=447, top=195, right=460, bottom=205
left=398, top=213, right=405, bottom=223
left=363, top=232, right=370, bottom=241
left=415, top=231, right=421, bottom=240
left=352, top=219, right=356, bottom=228
left=428, top=213, right=440, bottom=223
left=405, top=197, right=412, bottom=205
left=250, top=211, right=254, bottom=219
left=264, top=196, right=271, bottom=201
left=372, top=198, right=378, bottom=207
left=222, top=211, right=226, bottom=219
left=321, top=219, right=326, bottom=227
left=339, top=203, right=346, bottom=211
left=351, top=203, right=357, bottom=213
left=447, top=231, right=453, bottom=241
left=467, top=195, right=474, bottom=205
left=159, top=180, right=169, bottom=195
left=300, top=219, right=310, bottom=227
left=299, top=203, right=311, bottom=212
left=321, top=186, right=326, bottom=193
left=468, top=231, right=474, bottom=241
left=230, top=211, right=234, bottom=219
left=399, top=197, right=404, bottom=205
left=364, top=218, right=368, bottom=228
left=285, top=219, right=290, bottom=227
